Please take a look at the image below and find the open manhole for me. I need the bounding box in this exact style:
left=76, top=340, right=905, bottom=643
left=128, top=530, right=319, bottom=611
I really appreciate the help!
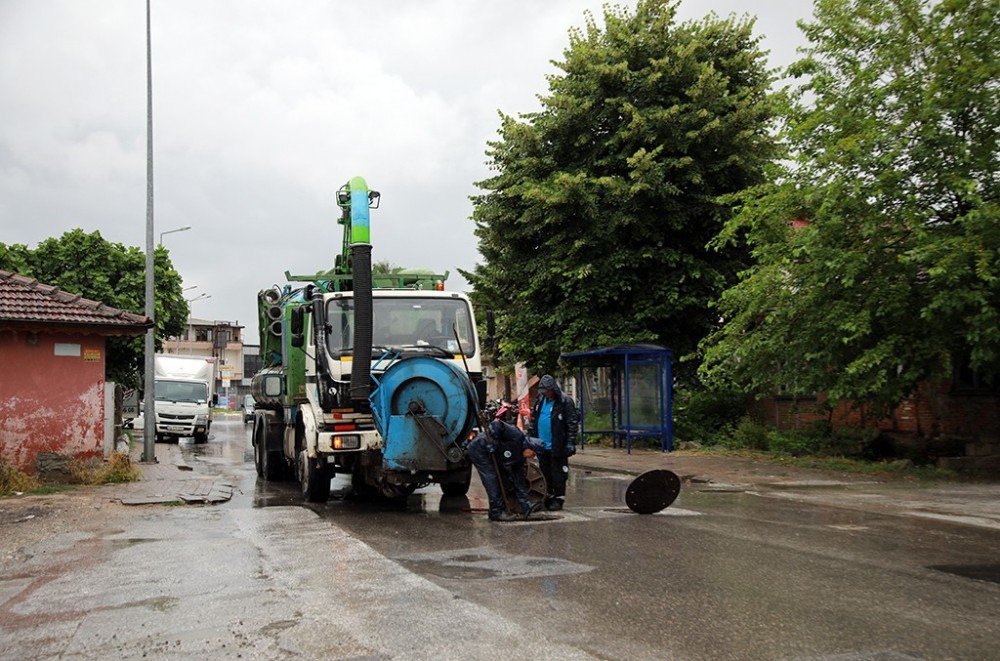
left=928, top=564, right=1000, bottom=584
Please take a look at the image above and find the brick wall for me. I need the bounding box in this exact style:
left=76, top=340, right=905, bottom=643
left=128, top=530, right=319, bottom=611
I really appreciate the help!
left=754, top=381, right=1000, bottom=450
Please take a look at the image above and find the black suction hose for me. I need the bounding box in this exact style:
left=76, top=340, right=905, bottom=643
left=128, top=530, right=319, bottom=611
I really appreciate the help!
left=350, top=244, right=373, bottom=404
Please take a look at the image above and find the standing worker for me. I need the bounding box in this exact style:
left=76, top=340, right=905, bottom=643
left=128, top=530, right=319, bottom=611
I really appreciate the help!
left=466, top=419, right=540, bottom=522
left=529, top=374, right=579, bottom=511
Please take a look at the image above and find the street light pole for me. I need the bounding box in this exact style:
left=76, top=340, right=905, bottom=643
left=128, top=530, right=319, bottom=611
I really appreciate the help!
left=159, top=225, right=191, bottom=245
left=142, top=0, right=156, bottom=463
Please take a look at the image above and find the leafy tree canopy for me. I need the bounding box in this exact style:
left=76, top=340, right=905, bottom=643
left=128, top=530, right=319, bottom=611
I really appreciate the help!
left=701, top=0, right=999, bottom=411
left=0, top=229, right=189, bottom=386
left=464, top=0, right=776, bottom=377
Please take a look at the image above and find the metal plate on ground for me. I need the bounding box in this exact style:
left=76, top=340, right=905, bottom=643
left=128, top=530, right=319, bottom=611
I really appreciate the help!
left=626, top=469, right=681, bottom=514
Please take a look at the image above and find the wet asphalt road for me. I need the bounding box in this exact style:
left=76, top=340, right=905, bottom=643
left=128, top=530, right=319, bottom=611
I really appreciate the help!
left=4, top=418, right=999, bottom=659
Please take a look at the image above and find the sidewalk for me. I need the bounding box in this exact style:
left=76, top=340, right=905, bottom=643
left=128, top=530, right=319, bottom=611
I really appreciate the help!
left=571, top=445, right=1000, bottom=531
left=108, top=442, right=235, bottom=506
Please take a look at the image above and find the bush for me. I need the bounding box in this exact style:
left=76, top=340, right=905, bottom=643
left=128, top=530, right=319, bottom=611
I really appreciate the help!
left=69, top=452, right=141, bottom=485
left=674, top=386, right=748, bottom=446
left=724, top=418, right=771, bottom=450
left=0, top=459, right=41, bottom=494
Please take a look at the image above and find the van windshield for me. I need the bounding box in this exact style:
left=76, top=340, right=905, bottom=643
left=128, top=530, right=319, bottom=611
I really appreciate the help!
left=325, top=297, right=476, bottom=357
left=156, top=380, right=209, bottom=404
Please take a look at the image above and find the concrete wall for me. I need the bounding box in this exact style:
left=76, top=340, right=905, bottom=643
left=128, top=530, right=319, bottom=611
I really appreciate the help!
left=0, top=330, right=106, bottom=469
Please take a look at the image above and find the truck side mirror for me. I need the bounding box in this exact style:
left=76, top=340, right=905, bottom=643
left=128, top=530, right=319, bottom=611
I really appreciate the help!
left=485, top=310, right=496, bottom=349
left=212, top=393, right=219, bottom=406
left=290, top=306, right=305, bottom=348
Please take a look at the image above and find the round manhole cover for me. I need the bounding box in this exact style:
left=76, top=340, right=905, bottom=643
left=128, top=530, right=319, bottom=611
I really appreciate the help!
left=625, top=469, right=681, bottom=514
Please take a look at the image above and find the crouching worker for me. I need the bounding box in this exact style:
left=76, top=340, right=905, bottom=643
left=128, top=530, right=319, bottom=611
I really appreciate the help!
left=466, top=419, right=541, bottom=522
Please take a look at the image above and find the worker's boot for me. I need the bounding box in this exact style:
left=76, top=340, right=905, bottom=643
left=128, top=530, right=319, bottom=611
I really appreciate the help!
left=522, top=501, right=544, bottom=520
left=489, top=511, right=520, bottom=522
left=545, top=497, right=564, bottom=511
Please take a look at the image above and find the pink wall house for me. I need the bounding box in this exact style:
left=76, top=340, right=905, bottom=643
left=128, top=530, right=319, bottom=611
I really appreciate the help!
left=0, top=270, right=150, bottom=470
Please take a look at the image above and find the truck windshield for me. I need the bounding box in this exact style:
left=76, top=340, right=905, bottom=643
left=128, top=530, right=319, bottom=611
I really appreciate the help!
left=326, top=297, right=476, bottom=357
left=156, top=380, right=209, bottom=404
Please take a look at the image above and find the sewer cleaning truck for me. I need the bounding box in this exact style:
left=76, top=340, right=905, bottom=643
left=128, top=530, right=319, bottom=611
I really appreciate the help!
left=250, top=176, right=485, bottom=502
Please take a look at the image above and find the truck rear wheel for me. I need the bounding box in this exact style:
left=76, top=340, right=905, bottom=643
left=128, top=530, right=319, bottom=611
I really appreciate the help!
left=299, top=451, right=331, bottom=502
left=440, top=466, right=472, bottom=497
left=252, top=418, right=264, bottom=477
left=261, top=446, right=285, bottom=482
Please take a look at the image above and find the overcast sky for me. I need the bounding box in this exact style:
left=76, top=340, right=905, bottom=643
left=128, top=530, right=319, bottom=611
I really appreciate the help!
left=0, top=0, right=811, bottom=341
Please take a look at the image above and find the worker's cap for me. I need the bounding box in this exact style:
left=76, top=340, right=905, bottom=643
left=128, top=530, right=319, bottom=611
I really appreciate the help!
left=537, top=374, right=557, bottom=392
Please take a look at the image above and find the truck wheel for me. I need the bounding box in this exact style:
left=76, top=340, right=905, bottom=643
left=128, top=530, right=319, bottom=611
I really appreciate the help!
left=440, top=467, right=473, bottom=497
left=380, top=484, right=416, bottom=500
left=252, top=418, right=264, bottom=477
left=350, top=469, right=379, bottom=500
left=299, top=451, right=331, bottom=502
left=193, top=431, right=208, bottom=444
left=261, top=447, right=285, bottom=482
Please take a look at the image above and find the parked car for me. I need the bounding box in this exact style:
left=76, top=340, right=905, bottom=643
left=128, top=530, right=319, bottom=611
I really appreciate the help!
left=242, top=394, right=255, bottom=424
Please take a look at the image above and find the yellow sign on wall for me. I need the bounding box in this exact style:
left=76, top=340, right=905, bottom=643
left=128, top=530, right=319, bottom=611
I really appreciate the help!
left=83, top=349, right=101, bottom=362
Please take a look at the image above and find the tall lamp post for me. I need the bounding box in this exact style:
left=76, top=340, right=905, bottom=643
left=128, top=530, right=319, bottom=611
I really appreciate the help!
left=159, top=225, right=191, bottom=245
left=142, top=0, right=156, bottom=463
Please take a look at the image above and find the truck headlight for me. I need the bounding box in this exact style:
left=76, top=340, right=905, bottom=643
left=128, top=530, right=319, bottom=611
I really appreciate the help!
left=195, top=415, right=208, bottom=425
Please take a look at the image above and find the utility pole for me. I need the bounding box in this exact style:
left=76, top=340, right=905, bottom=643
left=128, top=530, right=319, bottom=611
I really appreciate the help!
left=142, top=0, right=156, bottom=462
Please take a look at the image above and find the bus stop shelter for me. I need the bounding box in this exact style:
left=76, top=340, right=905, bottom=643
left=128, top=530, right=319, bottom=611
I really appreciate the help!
left=560, top=344, right=673, bottom=453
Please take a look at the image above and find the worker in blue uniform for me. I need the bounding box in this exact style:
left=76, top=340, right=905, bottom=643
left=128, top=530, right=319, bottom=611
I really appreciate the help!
left=528, top=374, right=579, bottom=511
left=466, top=418, right=541, bottom=522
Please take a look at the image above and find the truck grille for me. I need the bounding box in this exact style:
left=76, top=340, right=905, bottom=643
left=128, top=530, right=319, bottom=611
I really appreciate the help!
left=159, top=413, right=195, bottom=422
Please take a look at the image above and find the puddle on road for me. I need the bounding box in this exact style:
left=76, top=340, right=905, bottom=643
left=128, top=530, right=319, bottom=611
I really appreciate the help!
left=928, top=564, right=1000, bottom=584
left=395, top=546, right=594, bottom=581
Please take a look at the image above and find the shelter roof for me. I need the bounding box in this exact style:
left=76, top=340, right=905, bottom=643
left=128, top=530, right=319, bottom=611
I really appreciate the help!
left=561, top=343, right=671, bottom=363
left=0, top=269, right=152, bottom=334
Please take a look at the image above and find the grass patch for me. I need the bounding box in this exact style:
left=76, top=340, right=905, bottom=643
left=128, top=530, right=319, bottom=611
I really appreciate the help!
left=687, top=446, right=957, bottom=481
left=69, top=452, right=142, bottom=485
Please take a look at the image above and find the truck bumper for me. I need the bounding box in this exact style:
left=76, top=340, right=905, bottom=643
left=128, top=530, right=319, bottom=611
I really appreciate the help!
left=156, top=421, right=209, bottom=437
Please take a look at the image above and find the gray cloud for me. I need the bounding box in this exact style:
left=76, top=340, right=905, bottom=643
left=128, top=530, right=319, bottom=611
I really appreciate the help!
left=0, top=0, right=810, bottom=339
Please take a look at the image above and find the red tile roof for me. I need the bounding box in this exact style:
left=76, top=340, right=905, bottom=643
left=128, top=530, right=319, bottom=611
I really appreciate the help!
left=0, top=269, right=152, bottom=333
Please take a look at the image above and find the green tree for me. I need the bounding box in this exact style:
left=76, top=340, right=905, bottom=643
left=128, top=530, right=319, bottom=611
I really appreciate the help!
left=464, top=0, right=776, bottom=376
left=0, top=229, right=190, bottom=386
left=701, top=0, right=999, bottom=411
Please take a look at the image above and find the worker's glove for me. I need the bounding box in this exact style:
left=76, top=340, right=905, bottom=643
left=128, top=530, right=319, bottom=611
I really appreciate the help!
left=522, top=448, right=536, bottom=459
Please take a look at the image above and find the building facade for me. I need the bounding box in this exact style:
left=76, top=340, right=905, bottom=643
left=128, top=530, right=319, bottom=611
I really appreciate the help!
left=164, top=318, right=244, bottom=409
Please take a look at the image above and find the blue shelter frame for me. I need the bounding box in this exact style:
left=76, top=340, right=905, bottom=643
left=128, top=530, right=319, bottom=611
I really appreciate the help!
left=560, top=344, right=673, bottom=454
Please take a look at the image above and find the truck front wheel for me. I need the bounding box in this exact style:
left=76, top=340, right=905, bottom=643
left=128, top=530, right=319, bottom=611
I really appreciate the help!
left=299, top=451, right=331, bottom=502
